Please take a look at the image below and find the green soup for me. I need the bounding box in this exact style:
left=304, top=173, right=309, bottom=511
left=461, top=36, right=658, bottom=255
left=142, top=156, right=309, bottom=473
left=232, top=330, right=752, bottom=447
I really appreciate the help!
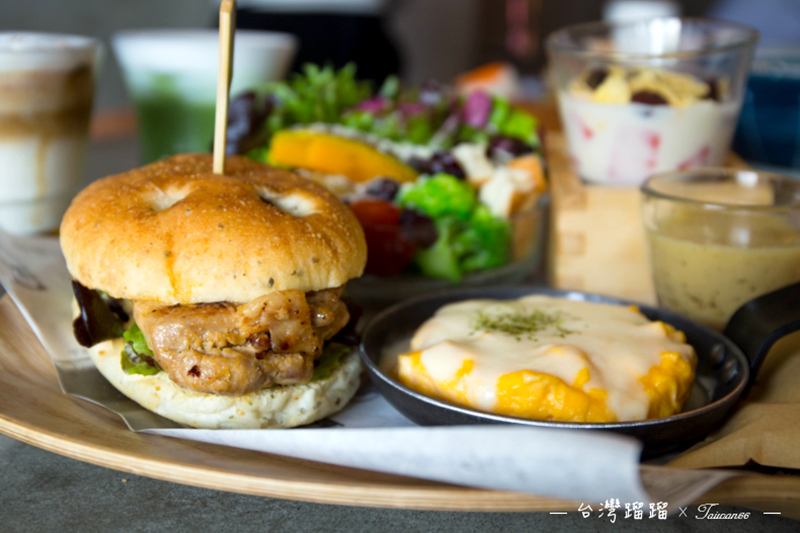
left=131, top=73, right=217, bottom=163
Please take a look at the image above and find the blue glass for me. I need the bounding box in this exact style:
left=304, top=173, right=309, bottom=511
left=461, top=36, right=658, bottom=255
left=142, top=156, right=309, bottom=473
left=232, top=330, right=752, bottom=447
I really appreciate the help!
left=733, top=52, right=800, bottom=168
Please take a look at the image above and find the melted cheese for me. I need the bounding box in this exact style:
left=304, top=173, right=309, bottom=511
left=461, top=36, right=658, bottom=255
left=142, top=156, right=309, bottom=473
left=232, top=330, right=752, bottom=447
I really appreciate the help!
left=395, top=296, right=697, bottom=422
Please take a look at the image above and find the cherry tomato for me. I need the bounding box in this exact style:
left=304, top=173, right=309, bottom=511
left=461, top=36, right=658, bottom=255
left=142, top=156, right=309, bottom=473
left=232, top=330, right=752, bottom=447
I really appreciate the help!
left=349, top=199, right=400, bottom=226
left=349, top=199, right=418, bottom=276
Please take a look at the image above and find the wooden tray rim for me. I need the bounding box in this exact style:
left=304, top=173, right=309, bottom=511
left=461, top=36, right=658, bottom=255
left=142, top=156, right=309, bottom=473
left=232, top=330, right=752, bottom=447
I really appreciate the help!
left=1, top=296, right=799, bottom=512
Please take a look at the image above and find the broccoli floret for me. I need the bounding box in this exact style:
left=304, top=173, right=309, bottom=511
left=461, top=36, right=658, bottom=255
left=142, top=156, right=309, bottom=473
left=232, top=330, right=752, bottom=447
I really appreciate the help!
left=413, top=217, right=463, bottom=282
left=413, top=205, right=511, bottom=281
left=396, top=174, right=476, bottom=220
left=455, top=205, right=512, bottom=272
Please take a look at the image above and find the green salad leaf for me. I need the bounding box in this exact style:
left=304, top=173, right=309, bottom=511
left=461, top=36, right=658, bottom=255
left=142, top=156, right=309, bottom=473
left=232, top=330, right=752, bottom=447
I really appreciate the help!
left=499, top=109, right=539, bottom=145
left=246, top=145, right=271, bottom=164
left=263, top=63, right=372, bottom=136
left=121, top=323, right=161, bottom=376
left=406, top=115, right=434, bottom=144
left=488, top=97, right=510, bottom=131
left=234, top=64, right=542, bottom=158
left=378, top=74, right=401, bottom=99
left=312, top=343, right=352, bottom=381
left=369, top=111, right=403, bottom=141
left=457, top=125, right=490, bottom=145
left=340, top=109, right=376, bottom=132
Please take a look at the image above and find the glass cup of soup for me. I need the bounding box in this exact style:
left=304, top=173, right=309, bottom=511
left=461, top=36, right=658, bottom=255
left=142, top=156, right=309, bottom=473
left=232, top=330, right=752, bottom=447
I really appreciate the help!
left=113, top=29, right=296, bottom=163
left=642, top=168, right=800, bottom=329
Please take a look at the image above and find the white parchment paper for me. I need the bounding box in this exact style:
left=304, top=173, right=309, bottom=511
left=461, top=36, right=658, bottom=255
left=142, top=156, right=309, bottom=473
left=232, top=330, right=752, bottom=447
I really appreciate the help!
left=0, top=231, right=736, bottom=509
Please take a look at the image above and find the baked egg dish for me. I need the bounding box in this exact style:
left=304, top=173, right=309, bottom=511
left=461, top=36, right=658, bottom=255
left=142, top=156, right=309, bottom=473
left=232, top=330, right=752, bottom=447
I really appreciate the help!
left=395, top=295, right=697, bottom=423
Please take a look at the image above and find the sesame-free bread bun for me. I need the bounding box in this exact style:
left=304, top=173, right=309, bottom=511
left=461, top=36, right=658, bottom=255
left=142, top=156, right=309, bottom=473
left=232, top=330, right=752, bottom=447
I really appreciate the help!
left=87, top=338, right=362, bottom=428
left=60, top=154, right=367, bottom=304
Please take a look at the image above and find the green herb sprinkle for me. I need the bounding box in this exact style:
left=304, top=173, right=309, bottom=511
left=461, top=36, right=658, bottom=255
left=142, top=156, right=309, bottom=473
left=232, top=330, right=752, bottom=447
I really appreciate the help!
left=470, top=307, right=575, bottom=340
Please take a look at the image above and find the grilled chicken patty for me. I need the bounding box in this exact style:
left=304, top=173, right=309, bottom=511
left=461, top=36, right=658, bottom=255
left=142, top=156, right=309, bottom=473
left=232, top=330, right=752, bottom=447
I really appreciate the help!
left=133, top=287, right=349, bottom=395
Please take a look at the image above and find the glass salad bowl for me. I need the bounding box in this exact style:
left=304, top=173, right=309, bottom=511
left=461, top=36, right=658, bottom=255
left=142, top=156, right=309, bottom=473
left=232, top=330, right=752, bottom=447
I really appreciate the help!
left=225, top=64, right=549, bottom=309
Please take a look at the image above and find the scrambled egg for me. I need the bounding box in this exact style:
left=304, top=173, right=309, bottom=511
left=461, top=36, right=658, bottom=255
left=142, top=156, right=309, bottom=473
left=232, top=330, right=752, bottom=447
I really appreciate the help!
left=394, top=296, right=696, bottom=423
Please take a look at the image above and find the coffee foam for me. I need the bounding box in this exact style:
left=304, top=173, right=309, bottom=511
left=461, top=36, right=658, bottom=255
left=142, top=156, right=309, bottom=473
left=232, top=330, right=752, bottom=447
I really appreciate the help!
left=0, top=32, right=98, bottom=73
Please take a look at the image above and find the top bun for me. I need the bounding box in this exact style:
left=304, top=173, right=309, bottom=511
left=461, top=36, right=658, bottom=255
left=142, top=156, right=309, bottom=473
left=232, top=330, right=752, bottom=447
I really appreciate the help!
left=60, top=154, right=367, bottom=304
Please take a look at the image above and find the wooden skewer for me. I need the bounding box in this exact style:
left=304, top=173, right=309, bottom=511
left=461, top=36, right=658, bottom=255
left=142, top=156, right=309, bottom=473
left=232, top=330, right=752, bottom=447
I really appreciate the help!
left=212, top=0, right=237, bottom=175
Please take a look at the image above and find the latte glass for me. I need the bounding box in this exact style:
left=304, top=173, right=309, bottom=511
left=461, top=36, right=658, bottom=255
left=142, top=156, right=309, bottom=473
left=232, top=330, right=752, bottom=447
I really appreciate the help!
left=0, top=32, right=99, bottom=234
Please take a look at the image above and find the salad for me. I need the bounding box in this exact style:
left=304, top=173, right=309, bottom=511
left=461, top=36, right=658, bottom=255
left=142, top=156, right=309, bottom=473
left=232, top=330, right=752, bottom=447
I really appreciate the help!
left=227, top=64, right=546, bottom=282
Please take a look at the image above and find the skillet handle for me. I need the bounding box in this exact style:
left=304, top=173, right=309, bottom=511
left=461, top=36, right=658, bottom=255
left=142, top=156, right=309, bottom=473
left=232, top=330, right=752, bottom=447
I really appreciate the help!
left=723, top=281, right=800, bottom=382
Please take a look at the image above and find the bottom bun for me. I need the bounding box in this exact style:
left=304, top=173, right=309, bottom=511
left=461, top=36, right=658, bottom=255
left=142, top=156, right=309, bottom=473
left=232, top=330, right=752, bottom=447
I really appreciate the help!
left=88, top=339, right=362, bottom=429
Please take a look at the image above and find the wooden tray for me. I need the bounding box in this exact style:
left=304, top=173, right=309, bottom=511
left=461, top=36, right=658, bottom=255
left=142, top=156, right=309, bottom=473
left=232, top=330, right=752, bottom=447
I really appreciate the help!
left=1, top=296, right=800, bottom=512
left=545, top=131, right=751, bottom=304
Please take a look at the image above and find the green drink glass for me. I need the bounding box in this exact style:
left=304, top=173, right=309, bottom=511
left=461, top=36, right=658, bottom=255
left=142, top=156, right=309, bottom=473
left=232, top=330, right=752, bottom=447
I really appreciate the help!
left=113, top=29, right=296, bottom=163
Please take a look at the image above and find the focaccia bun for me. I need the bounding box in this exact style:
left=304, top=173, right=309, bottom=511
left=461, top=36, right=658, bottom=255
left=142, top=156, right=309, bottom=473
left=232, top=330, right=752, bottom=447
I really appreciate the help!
left=60, top=154, right=367, bottom=304
left=87, top=338, right=362, bottom=429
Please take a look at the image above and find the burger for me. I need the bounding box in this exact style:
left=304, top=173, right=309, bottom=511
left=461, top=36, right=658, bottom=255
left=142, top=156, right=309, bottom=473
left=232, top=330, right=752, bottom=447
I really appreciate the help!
left=60, top=154, right=367, bottom=428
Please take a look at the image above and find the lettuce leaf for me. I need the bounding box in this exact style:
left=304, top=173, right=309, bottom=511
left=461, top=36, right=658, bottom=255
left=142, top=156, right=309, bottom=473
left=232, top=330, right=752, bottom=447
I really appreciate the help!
left=120, top=323, right=161, bottom=376
left=312, top=342, right=352, bottom=381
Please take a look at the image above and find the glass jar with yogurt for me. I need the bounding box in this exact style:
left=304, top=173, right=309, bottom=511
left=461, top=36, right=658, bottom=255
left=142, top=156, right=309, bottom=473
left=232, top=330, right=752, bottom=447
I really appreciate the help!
left=0, top=32, right=99, bottom=234
left=547, top=18, right=758, bottom=186
left=642, top=168, right=800, bottom=330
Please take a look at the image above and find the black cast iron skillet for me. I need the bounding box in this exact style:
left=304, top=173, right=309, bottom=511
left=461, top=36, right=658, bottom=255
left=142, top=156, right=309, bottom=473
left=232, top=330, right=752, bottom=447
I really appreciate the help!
left=359, top=282, right=800, bottom=457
